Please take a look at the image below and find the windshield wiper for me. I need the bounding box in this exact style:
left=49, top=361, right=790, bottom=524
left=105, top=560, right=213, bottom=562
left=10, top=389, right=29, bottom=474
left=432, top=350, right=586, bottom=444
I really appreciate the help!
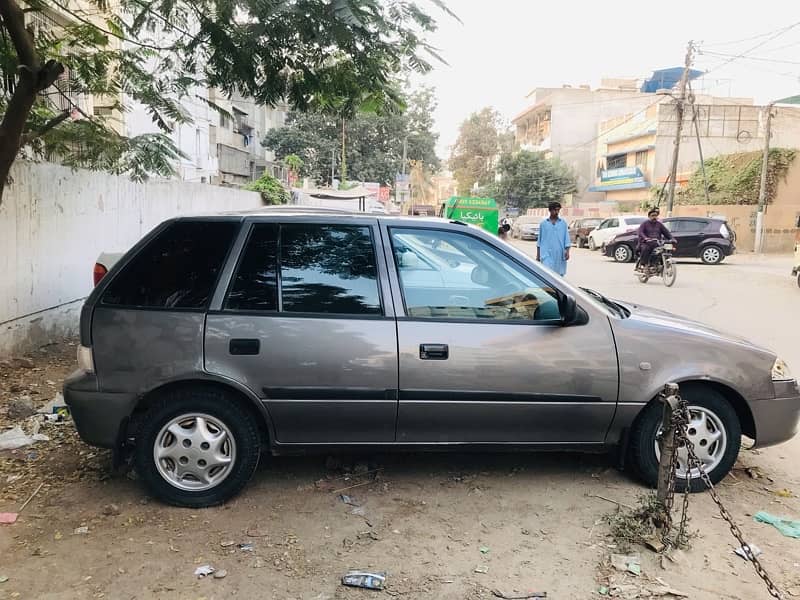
left=580, top=287, right=629, bottom=318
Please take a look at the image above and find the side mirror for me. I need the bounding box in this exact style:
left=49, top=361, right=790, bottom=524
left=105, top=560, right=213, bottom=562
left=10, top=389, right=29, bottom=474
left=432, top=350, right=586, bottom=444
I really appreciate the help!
left=559, top=294, right=578, bottom=325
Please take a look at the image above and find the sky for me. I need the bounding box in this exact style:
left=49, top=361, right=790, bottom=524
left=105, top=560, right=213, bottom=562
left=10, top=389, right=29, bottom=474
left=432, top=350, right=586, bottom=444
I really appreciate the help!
left=416, top=1, right=800, bottom=158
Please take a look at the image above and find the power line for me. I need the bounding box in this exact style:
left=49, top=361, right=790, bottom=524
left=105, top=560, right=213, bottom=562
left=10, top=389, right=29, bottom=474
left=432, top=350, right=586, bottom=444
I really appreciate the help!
left=557, top=99, right=663, bottom=157
left=700, top=21, right=800, bottom=77
left=699, top=50, right=800, bottom=66
left=702, top=24, right=800, bottom=48
left=695, top=54, right=800, bottom=82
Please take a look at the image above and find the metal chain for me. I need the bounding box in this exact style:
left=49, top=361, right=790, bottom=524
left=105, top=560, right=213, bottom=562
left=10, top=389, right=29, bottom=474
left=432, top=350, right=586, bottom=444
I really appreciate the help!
left=665, top=392, right=784, bottom=599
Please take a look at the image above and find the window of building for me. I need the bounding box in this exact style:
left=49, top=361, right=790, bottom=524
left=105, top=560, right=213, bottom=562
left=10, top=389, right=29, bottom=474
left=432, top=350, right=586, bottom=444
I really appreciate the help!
left=219, top=112, right=231, bottom=129
left=279, top=224, right=382, bottom=315
left=93, top=106, right=114, bottom=117
left=635, top=150, right=648, bottom=168
left=102, top=221, right=238, bottom=310
left=607, top=154, right=627, bottom=170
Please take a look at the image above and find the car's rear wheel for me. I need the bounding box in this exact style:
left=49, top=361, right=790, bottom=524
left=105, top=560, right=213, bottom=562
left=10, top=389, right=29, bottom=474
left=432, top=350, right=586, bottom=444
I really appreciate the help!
left=588, top=236, right=597, bottom=251
left=701, top=245, right=723, bottom=265
left=577, top=236, right=585, bottom=249
left=797, top=272, right=800, bottom=289
left=627, top=384, right=741, bottom=492
left=613, top=244, right=633, bottom=263
left=135, top=388, right=261, bottom=507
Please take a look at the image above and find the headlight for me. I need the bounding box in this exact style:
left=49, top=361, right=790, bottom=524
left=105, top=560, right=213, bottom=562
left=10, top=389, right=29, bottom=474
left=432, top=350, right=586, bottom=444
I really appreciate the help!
left=77, top=345, right=95, bottom=373
left=772, top=358, right=793, bottom=381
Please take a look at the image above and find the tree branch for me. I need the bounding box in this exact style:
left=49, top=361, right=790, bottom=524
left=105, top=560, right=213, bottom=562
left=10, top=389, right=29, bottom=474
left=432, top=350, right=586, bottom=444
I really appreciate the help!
left=0, top=0, right=40, bottom=69
left=20, top=109, right=71, bottom=145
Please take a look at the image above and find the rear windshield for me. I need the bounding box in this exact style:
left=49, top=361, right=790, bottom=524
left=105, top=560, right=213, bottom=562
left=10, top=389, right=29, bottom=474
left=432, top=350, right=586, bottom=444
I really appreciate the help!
left=101, top=220, right=238, bottom=310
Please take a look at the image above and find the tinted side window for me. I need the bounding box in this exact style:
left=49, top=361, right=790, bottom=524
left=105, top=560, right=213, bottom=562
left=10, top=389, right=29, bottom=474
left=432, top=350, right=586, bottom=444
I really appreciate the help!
left=102, top=221, right=238, bottom=309
left=683, top=220, right=708, bottom=232
left=609, top=219, right=619, bottom=228
left=226, top=223, right=279, bottom=311
left=390, top=228, right=561, bottom=321
left=664, top=220, right=682, bottom=232
left=280, top=224, right=382, bottom=315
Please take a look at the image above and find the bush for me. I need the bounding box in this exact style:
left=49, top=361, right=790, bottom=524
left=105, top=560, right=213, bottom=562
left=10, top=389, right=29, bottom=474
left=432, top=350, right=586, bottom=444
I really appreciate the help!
left=245, top=173, right=290, bottom=205
left=676, top=148, right=797, bottom=205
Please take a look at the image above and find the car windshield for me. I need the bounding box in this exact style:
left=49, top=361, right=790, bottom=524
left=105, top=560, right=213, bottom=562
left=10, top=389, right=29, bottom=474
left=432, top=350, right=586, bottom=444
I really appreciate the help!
left=626, top=217, right=646, bottom=225
left=584, top=219, right=602, bottom=227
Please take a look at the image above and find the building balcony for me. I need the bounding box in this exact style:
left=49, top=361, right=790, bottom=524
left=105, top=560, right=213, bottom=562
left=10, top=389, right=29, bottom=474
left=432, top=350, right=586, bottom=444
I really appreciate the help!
left=588, top=166, right=651, bottom=192
left=520, top=137, right=551, bottom=153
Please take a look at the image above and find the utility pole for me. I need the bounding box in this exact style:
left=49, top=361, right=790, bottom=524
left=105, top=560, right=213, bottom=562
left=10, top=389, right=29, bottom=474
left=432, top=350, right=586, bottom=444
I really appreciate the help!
left=331, top=148, right=335, bottom=185
left=665, top=41, right=694, bottom=216
left=402, top=136, right=408, bottom=175
left=754, top=103, right=774, bottom=253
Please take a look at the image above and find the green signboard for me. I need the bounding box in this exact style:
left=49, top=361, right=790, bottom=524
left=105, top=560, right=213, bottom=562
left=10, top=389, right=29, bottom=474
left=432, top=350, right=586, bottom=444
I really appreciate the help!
left=444, top=196, right=498, bottom=234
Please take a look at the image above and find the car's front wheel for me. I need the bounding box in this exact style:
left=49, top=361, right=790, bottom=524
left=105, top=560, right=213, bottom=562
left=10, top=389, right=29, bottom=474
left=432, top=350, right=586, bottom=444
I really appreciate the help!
left=135, top=388, right=261, bottom=507
left=588, top=236, right=597, bottom=251
left=627, top=384, right=741, bottom=492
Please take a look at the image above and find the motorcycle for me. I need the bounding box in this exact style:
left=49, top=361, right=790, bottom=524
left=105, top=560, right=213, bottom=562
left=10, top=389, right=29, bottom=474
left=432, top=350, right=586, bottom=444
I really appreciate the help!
left=635, top=238, right=677, bottom=287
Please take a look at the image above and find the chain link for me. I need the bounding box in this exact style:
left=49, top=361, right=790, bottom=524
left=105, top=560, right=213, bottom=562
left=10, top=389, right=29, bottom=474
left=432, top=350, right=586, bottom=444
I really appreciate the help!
left=661, top=390, right=784, bottom=599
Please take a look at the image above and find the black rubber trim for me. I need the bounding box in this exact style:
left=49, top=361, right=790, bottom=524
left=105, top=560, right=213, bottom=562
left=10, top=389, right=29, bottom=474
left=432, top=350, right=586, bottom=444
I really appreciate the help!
left=264, top=387, right=398, bottom=401
left=398, top=390, right=604, bottom=403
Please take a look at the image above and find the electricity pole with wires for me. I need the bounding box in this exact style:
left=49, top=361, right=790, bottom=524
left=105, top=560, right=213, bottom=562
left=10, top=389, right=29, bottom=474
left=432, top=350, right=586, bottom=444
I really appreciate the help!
left=665, top=41, right=695, bottom=216
left=754, top=103, right=775, bottom=253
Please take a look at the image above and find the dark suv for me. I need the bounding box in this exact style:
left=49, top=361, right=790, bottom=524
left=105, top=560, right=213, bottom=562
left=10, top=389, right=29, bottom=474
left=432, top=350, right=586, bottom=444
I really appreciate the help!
left=64, top=208, right=797, bottom=507
left=604, top=217, right=736, bottom=264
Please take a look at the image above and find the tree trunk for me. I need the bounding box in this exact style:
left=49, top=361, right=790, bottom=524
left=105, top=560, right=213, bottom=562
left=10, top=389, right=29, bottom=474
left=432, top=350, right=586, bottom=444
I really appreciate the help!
left=0, top=75, right=38, bottom=202
left=341, top=117, right=347, bottom=184
left=0, top=0, right=64, bottom=204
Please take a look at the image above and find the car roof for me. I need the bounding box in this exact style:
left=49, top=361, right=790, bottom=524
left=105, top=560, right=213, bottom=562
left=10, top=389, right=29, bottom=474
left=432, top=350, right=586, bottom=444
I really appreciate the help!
left=182, top=206, right=479, bottom=229
left=663, top=216, right=713, bottom=221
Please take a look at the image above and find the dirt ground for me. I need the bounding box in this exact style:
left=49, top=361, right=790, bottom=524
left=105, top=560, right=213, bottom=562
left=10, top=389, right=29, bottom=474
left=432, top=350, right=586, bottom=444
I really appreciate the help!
left=2, top=248, right=800, bottom=600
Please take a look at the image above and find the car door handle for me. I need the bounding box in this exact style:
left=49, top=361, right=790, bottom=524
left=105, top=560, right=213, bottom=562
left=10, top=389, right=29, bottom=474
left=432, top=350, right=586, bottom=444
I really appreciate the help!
left=420, top=344, right=449, bottom=360
left=229, top=338, right=260, bottom=355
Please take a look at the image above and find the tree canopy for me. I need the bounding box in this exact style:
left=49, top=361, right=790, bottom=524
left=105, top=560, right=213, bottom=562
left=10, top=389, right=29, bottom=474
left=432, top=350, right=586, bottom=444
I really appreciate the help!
left=449, top=107, right=514, bottom=195
left=263, top=87, right=440, bottom=186
left=0, top=0, right=454, bottom=202
left=489, top=150, right=577, bottom=210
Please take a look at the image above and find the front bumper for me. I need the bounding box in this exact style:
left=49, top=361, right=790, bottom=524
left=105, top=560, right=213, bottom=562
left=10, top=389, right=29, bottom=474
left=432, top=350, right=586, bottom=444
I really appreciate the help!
left=64, top=370, right=138, bottom=449
left=751, top=380, right=800, bottom=447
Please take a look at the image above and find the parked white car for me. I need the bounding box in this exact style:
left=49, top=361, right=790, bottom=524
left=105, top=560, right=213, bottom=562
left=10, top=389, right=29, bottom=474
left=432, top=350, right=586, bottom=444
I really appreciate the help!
left=587, top=215, right=647, bottom=251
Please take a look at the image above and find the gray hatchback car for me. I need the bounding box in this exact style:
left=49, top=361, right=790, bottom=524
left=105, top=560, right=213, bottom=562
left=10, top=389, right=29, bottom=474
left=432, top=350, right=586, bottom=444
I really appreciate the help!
left=65, top=208, right=800, bottom=507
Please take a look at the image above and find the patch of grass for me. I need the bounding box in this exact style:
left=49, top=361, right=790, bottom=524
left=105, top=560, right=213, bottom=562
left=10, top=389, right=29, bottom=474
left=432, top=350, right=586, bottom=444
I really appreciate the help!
left=603, top=493, right=662, bottom=552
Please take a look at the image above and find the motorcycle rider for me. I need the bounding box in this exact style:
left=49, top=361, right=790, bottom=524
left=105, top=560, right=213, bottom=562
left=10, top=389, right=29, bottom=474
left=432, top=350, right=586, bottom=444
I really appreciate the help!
left=636, top=207, right=674, bottom=271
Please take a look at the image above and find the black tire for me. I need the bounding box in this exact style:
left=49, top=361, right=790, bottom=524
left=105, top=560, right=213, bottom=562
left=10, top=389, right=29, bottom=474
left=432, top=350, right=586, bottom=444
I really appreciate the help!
left=135, top=387, right=261, bottom=507
left=700, top=244, right=724, bottom=265
left=577, top=236, right=585, bottom=249
left=626, top=384, right=741, bottom=492
left=797, top=272, right=800, bottom=289
left=613, top=244, right=634, bottom=263
left=588, top=236, right=597, bottom=251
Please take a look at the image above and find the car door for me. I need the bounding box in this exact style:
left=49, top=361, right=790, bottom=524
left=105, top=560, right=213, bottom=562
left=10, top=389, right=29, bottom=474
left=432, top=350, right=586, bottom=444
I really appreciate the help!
left=598, top=218, right=619, bottom=246
left=205, top=218, right=399, bottom=444
left=384, top=224, right=619, bottom=444
left=675, top=219, right=709, bottom=256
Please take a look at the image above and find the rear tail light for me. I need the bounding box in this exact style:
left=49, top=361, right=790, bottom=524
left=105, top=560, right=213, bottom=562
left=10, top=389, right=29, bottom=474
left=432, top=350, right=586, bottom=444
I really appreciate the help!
left=77, top=345, right=95, bottom=373
left=93, top=262, right=108, bottom=286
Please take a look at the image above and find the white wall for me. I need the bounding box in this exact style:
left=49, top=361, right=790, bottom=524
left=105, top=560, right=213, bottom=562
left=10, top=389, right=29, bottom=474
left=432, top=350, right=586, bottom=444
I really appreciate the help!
left=0, top=161, right=262, bottom=356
